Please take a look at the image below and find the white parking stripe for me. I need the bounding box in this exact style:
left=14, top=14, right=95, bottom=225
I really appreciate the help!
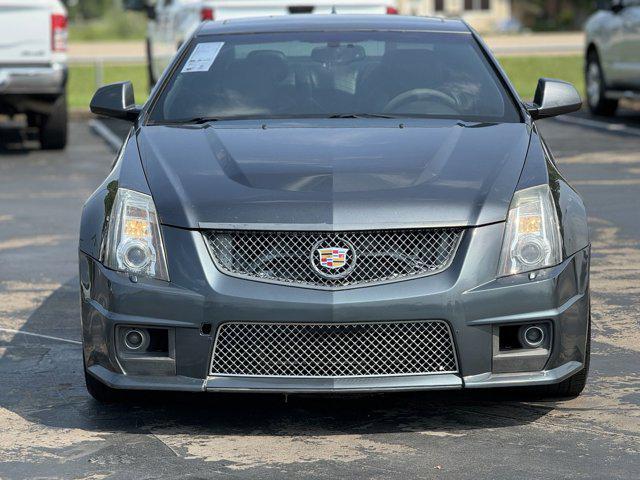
left=89, top=119, right=124, bottom=152
left=0, top=327, right=81, bottom=345
left=554, top=115, right=640, bottom=136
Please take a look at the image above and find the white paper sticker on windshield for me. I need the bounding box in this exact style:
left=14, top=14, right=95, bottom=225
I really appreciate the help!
left=181, top=42, right=224, bottom=73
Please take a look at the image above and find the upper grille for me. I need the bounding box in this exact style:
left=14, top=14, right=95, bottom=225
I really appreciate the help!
left=204, top=228, right=463, bottom=289
left=210, top=321, right=458, bottom=377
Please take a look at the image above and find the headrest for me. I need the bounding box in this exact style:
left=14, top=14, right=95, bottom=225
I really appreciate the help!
left=244, top=50, right=289, bottom=81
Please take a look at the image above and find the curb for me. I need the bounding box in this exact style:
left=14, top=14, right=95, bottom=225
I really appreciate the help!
left=89, top=119, right=123, bottom=152
left=553, top=115, right=640, bottom=138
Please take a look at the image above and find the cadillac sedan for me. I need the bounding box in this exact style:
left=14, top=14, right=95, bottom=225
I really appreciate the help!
left=80, top=15, right=590, bottom=402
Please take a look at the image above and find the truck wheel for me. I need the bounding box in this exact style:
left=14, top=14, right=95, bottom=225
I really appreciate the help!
left=586, top=51, right=618, bottom=116
left=39, top=93, right=68, bottom=150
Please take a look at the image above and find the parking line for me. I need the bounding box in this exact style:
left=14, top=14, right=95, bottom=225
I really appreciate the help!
left=89, top=119, right=124, bottom=152
left=554, top=115, right=640, bottom=137
left=0, top=327, right=81, bottom=345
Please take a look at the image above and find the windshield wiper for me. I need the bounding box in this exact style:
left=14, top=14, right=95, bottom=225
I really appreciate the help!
left=156, top=116, right=221, bottom=125
left=328, top=113, right=396, bottom=119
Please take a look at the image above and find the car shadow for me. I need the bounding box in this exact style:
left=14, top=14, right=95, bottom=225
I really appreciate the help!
left=0, top=278, right=562, bottom=439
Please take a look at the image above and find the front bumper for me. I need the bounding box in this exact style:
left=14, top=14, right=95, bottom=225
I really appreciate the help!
left=87, top=362, right=583, bottom=393
left=0, top=63, right=67, bottom=95
left=80, top=222, right=590, bottom=393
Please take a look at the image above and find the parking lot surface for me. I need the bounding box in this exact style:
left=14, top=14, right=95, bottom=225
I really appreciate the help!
left=0, top=116, right=638, bottom=479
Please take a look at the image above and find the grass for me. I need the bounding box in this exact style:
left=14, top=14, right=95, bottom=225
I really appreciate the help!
left=68, top=64, right=148, bottom=109
left=498, top=55, right=585, bottom=101
left=67, top=55, right=585, bottom=110
left=68, top=11, right=147, bottom=42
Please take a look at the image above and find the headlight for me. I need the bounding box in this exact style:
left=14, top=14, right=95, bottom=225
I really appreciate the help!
left=498, top=184, right=562, bottom=277
left=103, top=188, right=169, bottom=281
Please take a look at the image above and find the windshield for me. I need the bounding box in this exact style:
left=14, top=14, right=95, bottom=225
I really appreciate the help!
left=148, top=31, right=520, bottom=124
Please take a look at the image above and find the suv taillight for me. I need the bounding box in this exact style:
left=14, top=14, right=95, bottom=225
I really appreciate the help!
left=51, top=13, right=68, bottom=52
left=386, top=6, right=399, bottom=14
left=200, top=7, right=214, bottom=21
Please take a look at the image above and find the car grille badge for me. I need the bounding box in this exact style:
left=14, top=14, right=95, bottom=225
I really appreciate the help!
left=318, top=248, right=348, bottom=269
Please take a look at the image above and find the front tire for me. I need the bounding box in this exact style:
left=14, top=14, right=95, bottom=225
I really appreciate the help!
left=533, top=318, right=591, bottom=399
left=38, top=93, right=68, bottom=150
left=586, top=51, right=618, bottom=117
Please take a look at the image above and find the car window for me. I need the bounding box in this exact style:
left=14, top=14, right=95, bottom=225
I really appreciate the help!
left=148, top=31, right=520, bottom=123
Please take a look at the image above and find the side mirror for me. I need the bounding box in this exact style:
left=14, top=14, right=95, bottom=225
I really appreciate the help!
left=611, top=0, right=626, bottom=13
left=123, top=0, right=147, bottom=11
left=146, top=5, right=157, bottom=20
left=123, top=1, right=156, bottom=19
left=526, top=78, right=582, bottom=120
left=90, top=81, right=141, bottom=122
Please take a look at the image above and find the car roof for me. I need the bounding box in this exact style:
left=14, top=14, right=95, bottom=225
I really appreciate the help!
left=196, top=14, right=471, bottom=36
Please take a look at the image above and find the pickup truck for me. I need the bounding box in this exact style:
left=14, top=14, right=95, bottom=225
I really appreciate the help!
left=124, top=0, right=398, bottom=88
left=0, top=0, right=68, bottom=149
left=585, top=0, right=640, bottom=116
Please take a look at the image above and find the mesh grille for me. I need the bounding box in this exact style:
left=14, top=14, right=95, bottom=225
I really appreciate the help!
left=204, top=228, right=463, bottom=288
left=210, top=321, right=458, bottom=377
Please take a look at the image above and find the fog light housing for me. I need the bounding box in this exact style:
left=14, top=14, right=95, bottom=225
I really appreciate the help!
left=123, top=328, right=149, bottom=351
left=519, top=325, right=546, bottom=349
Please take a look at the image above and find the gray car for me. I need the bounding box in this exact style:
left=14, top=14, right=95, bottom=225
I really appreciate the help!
left=80, top=15, right=590, bottom=403
left=586, top=0, right=640, bottom=115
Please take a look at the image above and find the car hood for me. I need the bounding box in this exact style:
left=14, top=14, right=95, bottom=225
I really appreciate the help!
left=136, top=120, right=531, bottom=230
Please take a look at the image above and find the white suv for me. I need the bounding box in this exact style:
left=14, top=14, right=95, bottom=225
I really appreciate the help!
left=124, top=0, right=398, bottom=87
left=585, top=0, right=640, bottom=116
left=0, top=0, right=68, bottom=149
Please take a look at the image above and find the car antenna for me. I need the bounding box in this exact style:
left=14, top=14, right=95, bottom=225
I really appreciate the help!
left=331, top=5, right=337, bottom=14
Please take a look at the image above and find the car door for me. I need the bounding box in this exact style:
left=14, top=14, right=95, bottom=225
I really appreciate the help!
left=600, top=1, right=627, bottom=87
left=619, top=0, right=640, bottom=88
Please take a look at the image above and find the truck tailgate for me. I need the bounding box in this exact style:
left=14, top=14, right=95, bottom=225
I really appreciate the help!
left=0, top=0, right=52, bottom=65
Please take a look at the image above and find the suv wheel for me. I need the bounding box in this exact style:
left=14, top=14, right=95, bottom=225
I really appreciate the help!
left=586, top=52, right=618, bottom=116
left=39, top=93, right=68, bottom=150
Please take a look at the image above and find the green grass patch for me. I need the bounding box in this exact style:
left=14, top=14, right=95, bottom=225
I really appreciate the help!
left=67, top=55, right=584, bottom=110
left=68, top=64, right=148, bottom=110
left=68, top=11, right=147, bottom=42
left=497, top=55, right=584, bottom=100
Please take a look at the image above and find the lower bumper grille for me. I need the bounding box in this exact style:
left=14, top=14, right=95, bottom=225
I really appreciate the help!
left=210, top=321, right=458, bottom=377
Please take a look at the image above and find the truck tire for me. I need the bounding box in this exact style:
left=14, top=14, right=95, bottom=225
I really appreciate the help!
left=586, top=51, right=618, bottom=117
left=39, top=93, right=68, bottom=150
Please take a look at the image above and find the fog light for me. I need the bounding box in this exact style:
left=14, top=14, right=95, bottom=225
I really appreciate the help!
left=519, top=325, right=545, bottom=349
left=124, top=328, right=148, bottom=351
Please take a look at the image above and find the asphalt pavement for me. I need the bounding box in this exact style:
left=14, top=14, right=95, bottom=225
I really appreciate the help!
left=0, top=113, right=638, bottom=479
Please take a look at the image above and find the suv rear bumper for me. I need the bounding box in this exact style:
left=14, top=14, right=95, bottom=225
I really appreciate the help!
left=0, top=63, right=67, bottom=95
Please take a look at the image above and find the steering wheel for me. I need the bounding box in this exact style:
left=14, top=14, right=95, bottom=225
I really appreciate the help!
left=382, top=88, right=458, bottom=114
